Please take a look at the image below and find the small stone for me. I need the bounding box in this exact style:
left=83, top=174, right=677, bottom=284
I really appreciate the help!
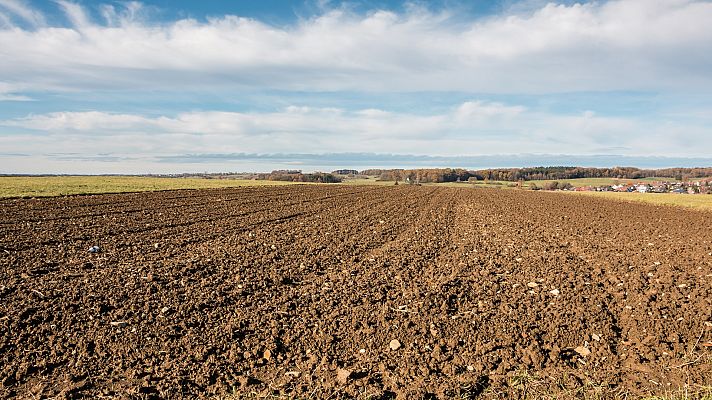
left=515, top=258, right=522, bottom=262
left=270, top=245, right=277, bottom=250
left=359, top=348, right=366, bottom=354
left=467, top=365, right=474, bottom=371
left=336, top=368, right=352, bottom=384
left=110, top=321, right=127, bottom=328
left=574, top=346, right=591, bottom=357
left=592, top=334, right=601, bottom=342
left=161, top=307, right=169, bottom=314
left=677, top=284, right=687, bottom=288
left=88, top=246, right=101, bottom=253
left=263, top=349, right=272, bottom=360
left=527, top=282, right=539, bottom=288
left=389, top=339, right=401, bottom=351
left=285, top=371, right=300, bottom=378
left=154, top=243, right=160, bottom=249
left=549, top=288, right=560, bottom=296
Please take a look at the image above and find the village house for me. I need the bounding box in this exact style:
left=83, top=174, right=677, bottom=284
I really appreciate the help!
left=580, top=179, right=711, bottom=195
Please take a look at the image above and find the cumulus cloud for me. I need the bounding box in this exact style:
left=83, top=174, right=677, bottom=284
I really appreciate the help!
left=0, top=0, right=710, bottom=94
left=2, top=101, right=708, bottom=158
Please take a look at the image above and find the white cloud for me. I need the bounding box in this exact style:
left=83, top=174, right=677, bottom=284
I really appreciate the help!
left=55, top=0, right=90, bottom=29
left=0, top=1, right=711, bottom=94
left=0, top=94, right=32, bottom=101
left=0, top=0, right=45, bottom=27
left=0, top=11, right=11, bottom=27
left=99, top=1, right=144, bottom=27
left=455, top=101, right=526, bottom=120
left=0, top=81, right=32, bottom=101
left=6, top=110, right=155, bottom=131
left=2, top=101, right=708, bottom=158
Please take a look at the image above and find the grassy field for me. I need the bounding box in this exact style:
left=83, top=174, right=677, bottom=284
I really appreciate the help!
left=0, top=176, right=297, bottom=198
left=564, top=190, right=712, bottom=211
left=338, top=177, right=396, bottom=186
left=340, top=178, right=499, bottom=188
left=467, top=176, right=681, bottom=189
left=340, top=178, right=513, bottom=188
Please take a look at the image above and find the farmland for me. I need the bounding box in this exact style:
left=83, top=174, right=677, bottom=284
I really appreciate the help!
left=4, top=176, right=711, bottom=213
left=1, top=186, right=711, bottom=399
left=0, top=176, right=298, bottom=198
left=0, top=175, right=686, bottom=199
left=566, top=191, right=712, bottom=212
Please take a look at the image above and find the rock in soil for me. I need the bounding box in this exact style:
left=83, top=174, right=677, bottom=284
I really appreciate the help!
left=336, top=368, right=352, bottom=384
left=574, top=346, right=591, bottom=357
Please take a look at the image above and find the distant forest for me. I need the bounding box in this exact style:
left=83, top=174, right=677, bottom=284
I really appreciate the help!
left=257, top=170, right=342, bottom=183
left=358, top=167, right=712, bottom=183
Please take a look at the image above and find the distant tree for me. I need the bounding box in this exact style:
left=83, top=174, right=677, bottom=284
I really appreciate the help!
left=544, top=181, right=559, bottom=190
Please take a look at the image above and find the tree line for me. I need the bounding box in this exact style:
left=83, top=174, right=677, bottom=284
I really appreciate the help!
left=256, top=170, right=342, bottom=183
left=360, top=167, right=712, bottom=183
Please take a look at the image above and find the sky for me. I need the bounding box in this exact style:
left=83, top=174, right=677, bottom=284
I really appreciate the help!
left=1, top=0, right=712, bottom=174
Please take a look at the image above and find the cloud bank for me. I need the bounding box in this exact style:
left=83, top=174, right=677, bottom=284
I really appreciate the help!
left=4, top=151, right=712, bottom=175
left=0, top=0, right=711, bottom=94
left=2, top=101, right=709, bottom=160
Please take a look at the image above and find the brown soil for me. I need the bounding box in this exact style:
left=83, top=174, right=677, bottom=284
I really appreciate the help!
left=1, top=186, right=710, bottom=399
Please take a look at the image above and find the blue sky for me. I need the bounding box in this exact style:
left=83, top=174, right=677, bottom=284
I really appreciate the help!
left=1, top=0, right=712, bottom=173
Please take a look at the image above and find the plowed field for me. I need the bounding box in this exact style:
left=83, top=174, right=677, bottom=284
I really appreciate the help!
left=1, top=186, right=710, bottom=399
